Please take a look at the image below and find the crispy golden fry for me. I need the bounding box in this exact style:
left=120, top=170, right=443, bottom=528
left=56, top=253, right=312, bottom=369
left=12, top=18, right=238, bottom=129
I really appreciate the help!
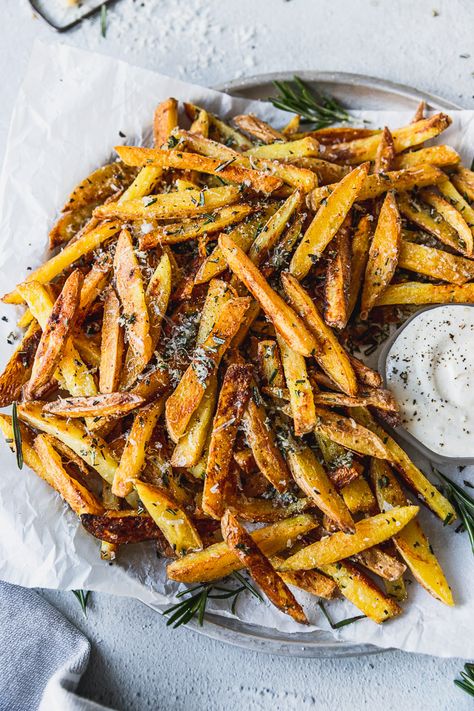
left=374, top=127, right=396, bottom=174
left=220, top=234, right=317, bottom=356
left=119, top=165, right=163, bottom=203
left=3, top=221, right=121, bottom=305
left=360, top=191, right=401, bottom=319
left=394, top=145, right=460, bottom=170
left=153, top=97, right=178, bottom=146
left=43, top=393, right=144, bottom=418
left=233, top=114, right=285, bottom=143
left=287, top=446, right=354, bottom=532
left=112, top=398, right=165, bottom=497
left=76, top=252, right=113, bottom=325
left=95, top=186, right=240, bottom=222
left=296, top=127, right=380, bottom=143
left=279, top=506, right=418, bottom=571
left=290, top=162, right=369, bottom=279
left=282, top=114, right=301, bottom=136
left=313, top=407, right=390, bottom=459
left=315, top=433, right=363, bottom=490
left=115, top=145, right=282, bottom=194
left=248, top=190, right=303, bottom=265
left=437, top=178, right=474, bottom=237
left=451, top=166, right=474, bottom=202
left=318, top=561, right=401, bottom=623
left=228, top=495, right=311, bottom=523
left=277, top=335, right=316, bottom=436
left=221, top=510, right=308, bottom=624
left=397, top=192, right=467, bottom=255
left=420, top=187, right=473, bottom=256
left=349, top=354, right=383, bottom=389
left=190, top=106, right=210, bottom=137
left=245, top=137, right=319, bottom=162
left=17, top=401, right=118, bottom=485
left=167, top=513, right=317, bottom=582
left=281, top=273, right=358, bottom=395
left=242, top=386, right=292, bottom=492
left=203, top=364, right=253, bottom=519
left=99, top=287, right=124, bottom=393
left=139, top=204, right=254, bottom=249
left=399, top=240, right=474, bottom=285
left=197, top=279, right=236, bottom=344
left=340, top=476, right=377, bottom=515
left=0, top=414, right=56, bottom=484
left=291, top=157, right=348, bottom=185
left=324, top=221, right=351, bottom=329
left=183, top=102, right=253, bottom=149
left=257, top=339, right=286, bottom=388
left=0, top=322, right=41, bottom=407
left=354, top=547, right=406, bottom=582
left=375, top=281, right=474, bottom=306
left=309, top=164, right=445, bottom=209
left=114, top=229, right=152, bottom=372
left=81, top=510, right=172, bottom=549
left=324, top=113, right=451, bottom=164
left=165, top=296, right=250, bottom=441
left=313, top=388, right=398, bottom=412
left=171, top=375, right=218, bottom=468
left=33, top=434, right=104, bottom=516
left=370, top=459, right=453, bottom=605
left=270, top=557, right=338, bottom=599
left=135, top=480, right=202, bottom=556
left=352, top=407, right=456, bottom=523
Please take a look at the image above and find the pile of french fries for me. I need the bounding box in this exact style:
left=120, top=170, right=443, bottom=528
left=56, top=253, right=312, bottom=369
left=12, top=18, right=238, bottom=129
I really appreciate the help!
left=3, top=95, right=473, bottom=626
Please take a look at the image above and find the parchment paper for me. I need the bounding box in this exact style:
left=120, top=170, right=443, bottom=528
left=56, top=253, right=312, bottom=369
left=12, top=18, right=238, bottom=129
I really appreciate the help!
left=0, top=40, right=472, bottom=658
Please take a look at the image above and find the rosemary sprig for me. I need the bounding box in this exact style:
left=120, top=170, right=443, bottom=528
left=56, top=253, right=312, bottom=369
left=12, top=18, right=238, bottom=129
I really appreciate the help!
left=455, top=663, right=474, bottom=697
left=318, top=601, right=366, bottom=629
left=269, top=76, right=352, bottom=129
left=100, top=4, right=107, bottom=38
left=165, top=573, right=262, bottom=628
left=12, top=402, right=23, bottom=470
left=72, top=589, right=90, bottom=616
left=435, top=470, right=474, bottom=555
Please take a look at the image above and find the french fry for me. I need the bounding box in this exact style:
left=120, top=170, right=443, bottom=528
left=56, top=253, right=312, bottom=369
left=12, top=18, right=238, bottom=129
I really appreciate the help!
left=352, top=407, right=456, bottom=523
left=3, top=221, right=121, bottom=305
left=277, top=335, right=316, bottom=435
left=245, top=137, right=319, bottom=161
left=353, top=547, right=406, bottom=582
left=394, top=145, right=460, bottom=170
left=291, top=157, right=348, bottom=185
left=278, top=506, right=419, bottom=571
left=166, top=513, right=317, bottom=582
left=190, top=106, right=210, bottom=137
left=94, top=186, right=240, bottom=222
left=324, top=113, right=451, bottom=164
left=290, top=162, right=369, bottom=279
left=318, top=561, right=401, bottom=623
left=451, top=166, right=474, bottom=202
left=135, top=480, right=202, bottom=556
left=420, top=187, right=473, bottom=256
left=360, top=191, right=401, bottom=319
left=397, top=192, right=467, bottom=255
left=165, top=296, right=250, bottom=441
left=183, top=103, right=253, bottom=149
left=374, top=127, right=396, bottom=174
left=81, top=510, right=172, bottom=549
left=348, top=354, right=383, bottom=389
left=242, top=386, right=292, bottom=492
left=99, top=287, right=124, bottom=393
left=221, top=510, right=308, bottom=624
left=315, top=433, right=363, bottom=489
left=33, top=434, right=104, bottom=516
left=233, top=114, right=286, bottom=143
left=324, top=221, right=351, bottom=329
left=228, top=495, right=311, bottom=523
left=313, top=407, right=391, bottom=459
left=374, top=281, right=474, bottom=306
left=309, top=164, right=445, bottom=208
left=171, top=375, right=218, bottom=468
left=270, top=557, right=338, bottom=599
left=436, top=178, right=474, bottom=237
left=139, top=204, right=254, bottom=249
left=248, top=190, right=303, bottom=265
left=114, top=229, right=152, bottom=373
left=43, top=393, right=144, bottom=418
left=257, top=339, right=286, bottom=388
left=17, top=402, right=118, bottom=485
left=0, top=322, right=41, bottom=407
left=112, top=398, right=165, bottom=497
left=119, top=166, right=163, bottom=203
left=295, top=127, right=380, bottom=143
left=153, top=98, right=178, bottom=146
left=287, top=446, right=354, bottom=532
left=399, top=240, right=474, bottom=285
left=203, top=364, right=253, bottom=519
left=370, top=459, right=453, bottom=605
left=281, top=273, right=358, bottom=395
left=115, top=146, right=282, bottom=194
left=313, top=387, right=398, bottom=412
left=282, top=114, right=301, bottom=136
left=340, top=476, right=377, bottom=515
left=219, top=234, right=317, bottom=356
left=76, top=251, right=113, bottom=324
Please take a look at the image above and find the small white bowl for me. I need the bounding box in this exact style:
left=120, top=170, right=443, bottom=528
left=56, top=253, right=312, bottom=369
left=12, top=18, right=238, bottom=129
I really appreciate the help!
left=378, top=303, right=474, bottom=467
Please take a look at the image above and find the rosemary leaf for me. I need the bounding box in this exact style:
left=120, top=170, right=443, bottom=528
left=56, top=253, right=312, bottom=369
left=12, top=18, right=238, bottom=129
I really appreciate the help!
left=318, top=601, right=366, bottom=629
left=454, top=662, right=474, bottom=697
left=435, top=470, right=474, bottom=555
left=72, top=589, right=90, bottom=616
left=100, top=4, right=107, bottom=38
left=12, top=402, right=23, bottom=470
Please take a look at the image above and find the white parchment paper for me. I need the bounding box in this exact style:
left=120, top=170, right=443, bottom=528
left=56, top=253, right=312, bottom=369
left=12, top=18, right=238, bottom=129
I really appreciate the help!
left=0, top=41, right=473, bottom=658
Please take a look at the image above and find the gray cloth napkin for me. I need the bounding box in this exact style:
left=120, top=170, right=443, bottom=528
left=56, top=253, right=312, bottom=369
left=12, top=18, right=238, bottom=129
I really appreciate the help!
left=0, top=580, right=113, bottom=711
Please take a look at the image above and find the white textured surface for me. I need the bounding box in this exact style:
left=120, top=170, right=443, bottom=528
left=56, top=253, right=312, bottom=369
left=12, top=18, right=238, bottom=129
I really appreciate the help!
left=2, top=0, right=474, bottom=708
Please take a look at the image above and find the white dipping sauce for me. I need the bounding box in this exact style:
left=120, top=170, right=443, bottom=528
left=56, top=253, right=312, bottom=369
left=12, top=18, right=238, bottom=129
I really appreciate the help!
left=385, top=304, right=474, bottom=458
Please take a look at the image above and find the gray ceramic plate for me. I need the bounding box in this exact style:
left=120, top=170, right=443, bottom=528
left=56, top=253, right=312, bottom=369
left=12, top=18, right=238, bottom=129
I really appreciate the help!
left=159, top=73, right=461, bottom=657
